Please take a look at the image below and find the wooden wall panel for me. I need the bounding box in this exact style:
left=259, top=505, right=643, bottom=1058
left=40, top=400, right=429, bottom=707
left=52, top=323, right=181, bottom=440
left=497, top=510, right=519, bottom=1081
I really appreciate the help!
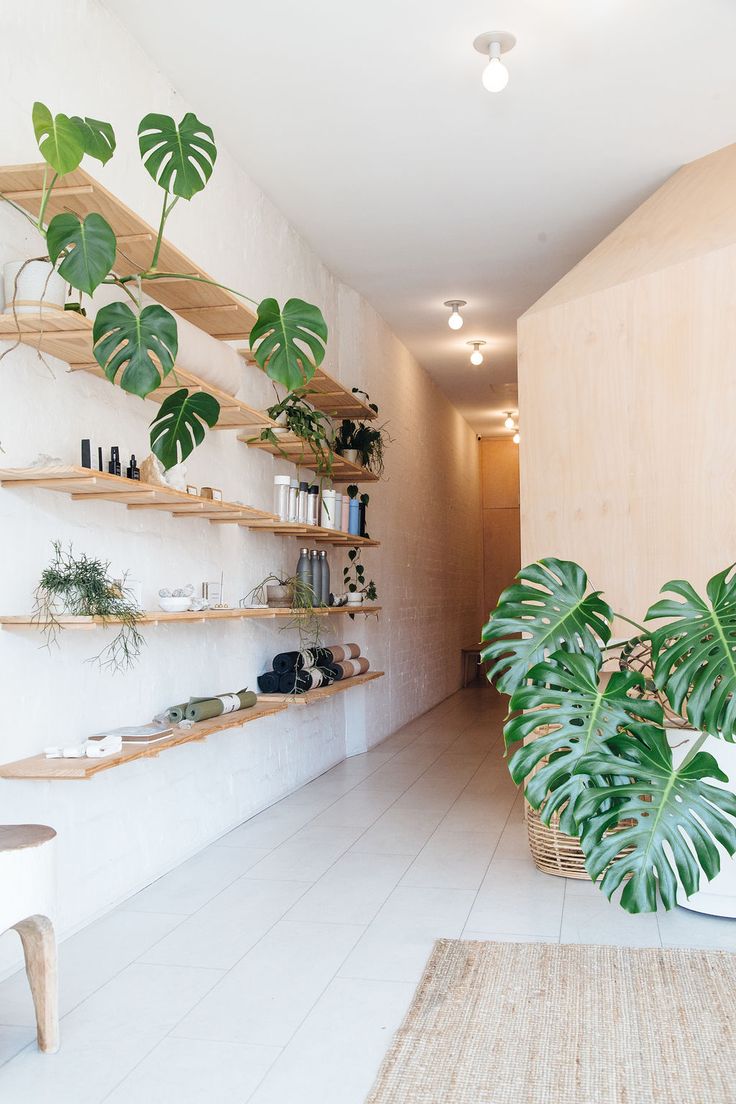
left=518, top=143, right=736, bottom=628
left=480, top=438, right=520, bottom=622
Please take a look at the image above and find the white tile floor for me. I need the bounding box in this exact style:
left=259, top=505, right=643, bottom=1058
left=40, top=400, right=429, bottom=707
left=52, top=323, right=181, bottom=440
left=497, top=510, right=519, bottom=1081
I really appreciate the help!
left=1, top=686, right=735, bottom=1103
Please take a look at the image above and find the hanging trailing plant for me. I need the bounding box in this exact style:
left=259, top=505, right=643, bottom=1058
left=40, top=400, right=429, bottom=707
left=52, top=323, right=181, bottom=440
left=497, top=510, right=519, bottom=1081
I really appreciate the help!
left=33, top=541, right=145, bottom=672
left=343, top=547, right=378, bottom=602
left=1, top=102, right=329, bottom=469
left=254, top=388, right=335, bottom=475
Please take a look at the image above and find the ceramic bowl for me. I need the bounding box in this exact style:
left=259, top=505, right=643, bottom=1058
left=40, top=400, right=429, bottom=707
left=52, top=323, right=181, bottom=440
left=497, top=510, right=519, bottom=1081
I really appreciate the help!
left=159, top=596, right=191, bottom=613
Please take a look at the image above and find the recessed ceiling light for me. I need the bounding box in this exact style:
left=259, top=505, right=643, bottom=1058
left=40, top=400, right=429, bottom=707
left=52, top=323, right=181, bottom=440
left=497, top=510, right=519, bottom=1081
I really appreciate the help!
left=467, top=340, right=486, bottom=366
left=444, top=299, right=467, bottom=330
left=473, top=31, right=517, bottom=93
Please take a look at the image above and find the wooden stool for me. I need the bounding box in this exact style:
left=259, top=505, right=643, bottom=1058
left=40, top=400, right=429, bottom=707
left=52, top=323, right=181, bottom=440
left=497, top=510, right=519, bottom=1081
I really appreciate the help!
left=462, top=645, right=484, bottom=687
left=0, top=825, right=59, bottom=1053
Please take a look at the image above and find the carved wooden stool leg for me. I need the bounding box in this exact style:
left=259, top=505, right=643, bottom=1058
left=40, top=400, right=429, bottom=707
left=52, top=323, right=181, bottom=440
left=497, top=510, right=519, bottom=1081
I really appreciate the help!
left=13, top=914, right=59, bottom=1053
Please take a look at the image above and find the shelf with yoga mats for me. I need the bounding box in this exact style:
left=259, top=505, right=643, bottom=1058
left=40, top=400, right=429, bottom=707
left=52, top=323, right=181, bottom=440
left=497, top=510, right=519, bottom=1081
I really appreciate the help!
left=257, top=670, right=384, bottom=705
left=0, top=162, right=376, bottom=422
left=0, top=701, right=289, bottom=781
left=0, top=606, right=382, bottom=629
left=240, top=430, right=379, bottom=484
left=0, top=466, right=381, bottom=547
left=0, top=311, right=275, bottom=433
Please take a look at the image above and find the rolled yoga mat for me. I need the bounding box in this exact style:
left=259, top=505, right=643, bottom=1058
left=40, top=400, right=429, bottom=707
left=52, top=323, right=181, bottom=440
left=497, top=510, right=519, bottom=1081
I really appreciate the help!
left=278, top=667, right=335, bottom=694
left=272, top=647, right=334, bottom=674
left=330, top=657, right=371, bottom=680
left=257, top=671, right=281, bottom=694
left=328, top=643, right=361, bottom=663
left=185, top=688, right=257, bottom=722
left=167, top=702, right=188, bottom=723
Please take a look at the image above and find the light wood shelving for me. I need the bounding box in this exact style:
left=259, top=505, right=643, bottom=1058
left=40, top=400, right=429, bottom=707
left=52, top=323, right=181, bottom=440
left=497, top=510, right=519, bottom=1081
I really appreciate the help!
left=0, top=606, right=382, bottom=629
left=242, top=430, right=378, bottom=484
left=0, top=466, right=379, bottom=547
left=258, top=670, right=384, bottom=705
left=0, top=163, right=376, bottom=421
left=0, top=702, right=289, bottom=781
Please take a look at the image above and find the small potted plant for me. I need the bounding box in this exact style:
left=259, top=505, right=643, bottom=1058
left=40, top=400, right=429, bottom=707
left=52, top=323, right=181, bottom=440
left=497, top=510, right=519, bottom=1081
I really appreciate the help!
left=334, top=390, right=390, bottom=476
left=343, top=547, right=377, bottom=607
left=254, top=389, right=335, bottom=475
left=245, top=574, right=295, bottom=609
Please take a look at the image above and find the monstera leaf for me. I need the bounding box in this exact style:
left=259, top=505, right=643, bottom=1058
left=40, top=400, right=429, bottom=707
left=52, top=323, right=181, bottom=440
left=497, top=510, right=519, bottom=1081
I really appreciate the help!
left=482, top=558, right=613, bottom=695
left=138, top=112, right=217, bottom=200
left=647, top=566, right=736, bottom=739
left=149, top=388, right=220, bottom=470
left=575, top=723, right=736, bottom=913
left=249, top=298, right=328, bottom=391
left=70, top=116, right=116, bottom=164
left=47, top=212, right=117, bottom=295
left=32, top=101, right=85, bottom=176
left=504, top=652, right=662, bottom=834
left=93, top=302, right=178, bottom=397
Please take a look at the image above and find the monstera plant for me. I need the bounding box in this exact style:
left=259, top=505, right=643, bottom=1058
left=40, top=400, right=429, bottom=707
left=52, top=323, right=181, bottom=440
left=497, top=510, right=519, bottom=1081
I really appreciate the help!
left=1, top=103, right=328, bottom=467
left=483, top=557, right=736, bottom=914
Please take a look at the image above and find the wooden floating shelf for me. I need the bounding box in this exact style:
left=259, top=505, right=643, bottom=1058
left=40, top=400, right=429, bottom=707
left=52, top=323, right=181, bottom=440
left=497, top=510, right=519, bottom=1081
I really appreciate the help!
left=0, top=464, right=276, bottom=524
left=241, top=430, right=378, bottom=484
left=0, top=702, right=288, bottom=781
left=0, top=311, right=275, bottom=433
left=238, top=517, right=379, bottom=547
left=0, top=163, right=376, bottom=421
left=0, top=606, right=382, bottom=629
left=258, top=670, right=384, bottom=705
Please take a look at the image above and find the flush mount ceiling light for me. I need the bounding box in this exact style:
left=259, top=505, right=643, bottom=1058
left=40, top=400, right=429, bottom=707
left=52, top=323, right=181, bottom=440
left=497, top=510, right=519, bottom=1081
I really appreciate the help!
left=467, top=340, right=486, bottom=366
left=444, top=299, right=467, bottom=330
left=473, top=31, right=516, bottom=93
left=513, top=430, right=521, bottom=445
left=503, top=411, right=515, bottom=430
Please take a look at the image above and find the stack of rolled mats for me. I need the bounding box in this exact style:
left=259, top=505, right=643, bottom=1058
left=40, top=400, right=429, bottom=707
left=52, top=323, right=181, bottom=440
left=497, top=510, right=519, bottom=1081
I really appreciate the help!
left=258, top=643, right=371, bottom=695
left=167, top=688, right=257, bottom=723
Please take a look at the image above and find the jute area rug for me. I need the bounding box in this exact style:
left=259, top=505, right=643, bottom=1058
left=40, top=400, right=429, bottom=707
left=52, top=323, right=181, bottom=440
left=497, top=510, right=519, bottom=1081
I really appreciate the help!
left=365, top=938, right=736, bottom=1104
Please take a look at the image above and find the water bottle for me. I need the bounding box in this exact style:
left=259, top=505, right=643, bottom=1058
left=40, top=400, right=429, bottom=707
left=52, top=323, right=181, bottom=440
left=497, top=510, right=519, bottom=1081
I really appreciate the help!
left=348, top=497, right=361, bottom=535
left=296, top=548, right=311, bottom=606
left=319, top=550, right=330, bottom=607
left=309, top=550, right=321, bottom=604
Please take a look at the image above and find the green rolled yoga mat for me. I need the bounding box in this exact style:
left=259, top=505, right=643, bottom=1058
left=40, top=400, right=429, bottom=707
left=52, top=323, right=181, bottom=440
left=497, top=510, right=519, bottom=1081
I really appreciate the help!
left=185, top=688, right=257, bottom=723
left=167, top=703, right=188, bottom=723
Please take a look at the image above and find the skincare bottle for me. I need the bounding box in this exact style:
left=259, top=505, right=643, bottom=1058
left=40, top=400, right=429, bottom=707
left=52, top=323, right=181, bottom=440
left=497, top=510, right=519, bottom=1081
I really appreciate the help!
left=288, top=478, right=299, bottom=523
left=81, top=439, right=91, bottom=469
left=307, top=485, right=319, bottom=526
left=341, top=494, right=350, bottom=532
left=274, top=475, right=290, bottom=522
left=126, top=454, right=140, bottom=480
left=298, top=481, right=309, bottom=524
left=108, top=446, right=121, bottom=476
left=98, top=446, right=104, bottom=472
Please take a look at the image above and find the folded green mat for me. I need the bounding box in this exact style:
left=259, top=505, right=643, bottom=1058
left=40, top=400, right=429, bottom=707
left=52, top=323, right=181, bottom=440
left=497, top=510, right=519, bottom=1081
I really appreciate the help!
left=185, top=688, right=257, bottom=723
left=167, top=702, right=188, bottom=723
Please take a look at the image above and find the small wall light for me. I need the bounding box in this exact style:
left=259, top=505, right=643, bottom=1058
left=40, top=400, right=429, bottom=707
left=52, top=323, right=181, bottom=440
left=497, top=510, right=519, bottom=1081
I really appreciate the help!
left=444, top=299, right=467, bottom=330
left=473, top=32, right=517, bottom=93
left=468, top=340, right=486, bottom=366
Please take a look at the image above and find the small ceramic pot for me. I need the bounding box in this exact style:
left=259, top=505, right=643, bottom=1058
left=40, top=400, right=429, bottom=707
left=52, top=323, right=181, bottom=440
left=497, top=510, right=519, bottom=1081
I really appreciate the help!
left=347, top=592, right=364, bottom=605
left=3, top=259, right=66, bottom=314
left=266, top=584, right=293, bottom=608
left=159, top=596, right=191, bottom=613
left=341, top=449, right=359, bottom=464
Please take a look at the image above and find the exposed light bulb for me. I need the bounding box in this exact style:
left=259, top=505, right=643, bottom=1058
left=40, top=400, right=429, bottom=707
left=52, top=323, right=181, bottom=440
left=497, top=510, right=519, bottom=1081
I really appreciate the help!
left=482, top=54, right=509, bottom=93
left=503, top=412, right=515, bottom=430
left=513, top=431, right=520, bottom=445
left=468, top=340, right=486, bottom=366
left=449, top=309, right=463, bottom=330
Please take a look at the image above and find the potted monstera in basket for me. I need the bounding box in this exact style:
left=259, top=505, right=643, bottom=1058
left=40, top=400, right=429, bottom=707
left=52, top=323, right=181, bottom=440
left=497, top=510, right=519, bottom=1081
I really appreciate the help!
left=482, top=557, right=736, bottom=916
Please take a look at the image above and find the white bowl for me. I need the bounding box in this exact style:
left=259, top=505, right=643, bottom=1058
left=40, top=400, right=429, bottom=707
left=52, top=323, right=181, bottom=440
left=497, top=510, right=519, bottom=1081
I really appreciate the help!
left=159, top=596, right=191, bottom=613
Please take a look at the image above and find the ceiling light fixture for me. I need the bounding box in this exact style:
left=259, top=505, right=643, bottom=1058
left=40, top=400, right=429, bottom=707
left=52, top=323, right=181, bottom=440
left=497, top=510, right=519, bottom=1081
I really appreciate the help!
left=444, top=299, right=467, bottom=330
left=503, top=412, right=515, bottom=430
left=473, top=31, right=516, bottom=93
left=513, top=430, right=520, bottom=445
left=468, top=340, right=486, bottom=366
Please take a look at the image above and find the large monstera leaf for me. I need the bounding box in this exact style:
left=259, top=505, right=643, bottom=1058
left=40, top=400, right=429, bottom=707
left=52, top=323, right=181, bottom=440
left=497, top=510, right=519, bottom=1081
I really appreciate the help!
left=70, top=116, right=116, bottom=165
left=138, top=112, right=216, bottom=200
left=505, top=652, right=662, bottom=834
left=646, top=566, right=736, bottom=739
left=93, top=302, right=178, bottom=397
left=482, top=558, right=613, bottom=695
left=32, top=102, right=85, bottom=176
left=249, top=298, right=328, bottom=391
left=575, top=723, right=736, bottom=913
left=150, top=388, right=220, bottom=470
left=47, top=212, right=117, bottom=295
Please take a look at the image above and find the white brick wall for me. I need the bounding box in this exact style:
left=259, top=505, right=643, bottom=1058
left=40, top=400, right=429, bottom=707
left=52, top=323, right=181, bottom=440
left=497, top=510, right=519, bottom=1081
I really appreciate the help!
left=0, top=0, right=483, bottom=963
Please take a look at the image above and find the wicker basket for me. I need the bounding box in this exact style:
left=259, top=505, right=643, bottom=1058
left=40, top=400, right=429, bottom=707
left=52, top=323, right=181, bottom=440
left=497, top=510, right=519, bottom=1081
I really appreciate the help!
left=525, top=803, right=591, bottom=880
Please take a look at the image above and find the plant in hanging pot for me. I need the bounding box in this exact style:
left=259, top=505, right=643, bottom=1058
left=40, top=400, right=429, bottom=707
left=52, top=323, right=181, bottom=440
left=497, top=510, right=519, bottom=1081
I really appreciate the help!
left=482, top=557, right=736, bottom=916
left=0, top=102, right=330, bottom=470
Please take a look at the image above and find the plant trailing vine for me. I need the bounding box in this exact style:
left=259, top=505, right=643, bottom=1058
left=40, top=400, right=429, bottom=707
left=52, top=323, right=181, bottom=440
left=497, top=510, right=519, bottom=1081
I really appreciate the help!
left=343, top=547, right=377, bottom=602
left=1, top=103, right=329, bottom=468
left=33, top=541, right=145, bottom=672
left=254, top=388, right=335, bottom=475
left=334, top=389, right=390, bottom=477
left=241, top=572, right=325, bottom=652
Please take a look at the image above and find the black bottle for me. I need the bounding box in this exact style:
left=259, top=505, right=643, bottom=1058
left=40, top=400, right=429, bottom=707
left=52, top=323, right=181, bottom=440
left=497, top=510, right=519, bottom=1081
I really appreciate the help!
left=127, top=454, right=140, bottom=480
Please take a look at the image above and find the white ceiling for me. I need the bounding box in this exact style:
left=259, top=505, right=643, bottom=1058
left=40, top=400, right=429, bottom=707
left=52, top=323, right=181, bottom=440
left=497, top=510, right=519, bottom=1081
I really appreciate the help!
left=103, top=0, right=736, bottom=434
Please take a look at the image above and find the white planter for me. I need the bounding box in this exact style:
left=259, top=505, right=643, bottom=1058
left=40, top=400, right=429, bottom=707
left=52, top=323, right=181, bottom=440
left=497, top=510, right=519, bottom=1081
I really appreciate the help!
left=347, top=592, right=363, bottom=606
left=3, top=260, right=66, bottom=314
left=342, top=449, right=359, bottom=464
left=668, top=727, right=736, bottom=918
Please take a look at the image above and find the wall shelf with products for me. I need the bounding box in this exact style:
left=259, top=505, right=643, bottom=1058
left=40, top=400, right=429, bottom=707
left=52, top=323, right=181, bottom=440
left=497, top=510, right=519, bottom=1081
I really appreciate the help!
left=242, top=430, right=378, bottom=484
left=0, top=701, right=290, bottom=781
left=0, top=162, right=377, bottom=422
left=0, top=606, right=382, bottom=630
